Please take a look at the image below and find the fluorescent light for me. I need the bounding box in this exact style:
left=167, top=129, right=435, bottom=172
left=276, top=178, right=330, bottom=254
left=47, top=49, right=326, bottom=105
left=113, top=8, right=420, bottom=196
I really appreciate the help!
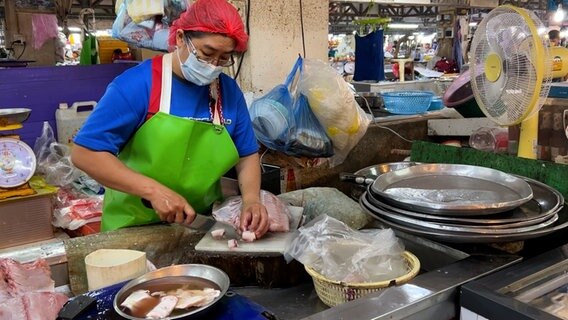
left=57, top=26, right=81, bottom=32
left=389, top=23, right=419, bottom=29
left=469, top=22, right=477, bottom=27
left=555, top=4, right=565, bottom=23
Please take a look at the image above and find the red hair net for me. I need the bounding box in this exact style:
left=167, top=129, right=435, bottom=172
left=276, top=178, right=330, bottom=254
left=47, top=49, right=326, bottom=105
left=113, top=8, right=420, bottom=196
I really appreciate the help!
left=168, top=0, right=248, bottom=52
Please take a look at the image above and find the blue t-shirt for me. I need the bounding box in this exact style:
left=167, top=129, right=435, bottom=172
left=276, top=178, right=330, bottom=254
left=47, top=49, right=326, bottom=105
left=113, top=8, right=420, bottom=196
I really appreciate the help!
left=74, top=59, right=259, bottom=157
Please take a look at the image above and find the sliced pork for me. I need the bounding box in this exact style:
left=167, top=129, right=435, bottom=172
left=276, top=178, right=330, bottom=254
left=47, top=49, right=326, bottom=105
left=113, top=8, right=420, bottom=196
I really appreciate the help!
left=174, top=288, right=220, bottom=308
left=210, top=229, right=225, bottom=240
left=228, top=239, right=238, bottom=249
left=145, top=296, right=178, bottom=319
left=0, top=259, right=54, bottom=297
left=213, top=190, right=291, bottom=233
left=0, top=295, right=26, bottom=320
left=241, top=231, right=256, bottom=242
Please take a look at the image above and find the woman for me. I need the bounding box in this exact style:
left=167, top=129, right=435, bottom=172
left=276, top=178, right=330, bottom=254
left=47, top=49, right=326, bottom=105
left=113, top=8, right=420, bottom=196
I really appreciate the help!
left=71, top=0, right=269, bottom=238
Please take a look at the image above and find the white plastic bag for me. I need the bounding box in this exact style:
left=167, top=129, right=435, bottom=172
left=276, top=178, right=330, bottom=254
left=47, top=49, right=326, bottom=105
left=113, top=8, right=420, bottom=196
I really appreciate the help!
left=126, top=0, right=165, bottom=23
left=298, top=60, right=371, bottom=167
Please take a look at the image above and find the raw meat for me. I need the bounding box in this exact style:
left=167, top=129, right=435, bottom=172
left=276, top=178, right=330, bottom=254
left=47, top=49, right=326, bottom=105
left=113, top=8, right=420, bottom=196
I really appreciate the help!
left=213, top=190, right=291, bottom=232
left=120, top=290, right=152, bottom=310
left=0, top=259, right=54, bottom=297
left=0, top=292, right=68, bottom=320
left=145, top=296, right=178, bottom=319
left=23, top=292, right=69, bottom=320
left=210, top=229, right=225, bottom=240
left=0, top=268, right=12, bottom=303
left=174, top=288, right=220, bottom=308
left=0, top=295, right=26, bottom=320
left=241, top=231, right=256, bottom=242
left=228, top=239, right=238, bottom=249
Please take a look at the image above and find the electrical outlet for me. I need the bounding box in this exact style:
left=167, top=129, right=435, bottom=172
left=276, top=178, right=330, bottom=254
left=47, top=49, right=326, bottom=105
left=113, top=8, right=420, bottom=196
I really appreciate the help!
left=12, top=34, right=25, bottom=45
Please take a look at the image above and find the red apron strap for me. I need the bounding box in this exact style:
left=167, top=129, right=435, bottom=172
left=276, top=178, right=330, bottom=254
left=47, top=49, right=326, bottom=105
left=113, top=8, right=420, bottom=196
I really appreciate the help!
left=147, top=55, right=164, bottom=121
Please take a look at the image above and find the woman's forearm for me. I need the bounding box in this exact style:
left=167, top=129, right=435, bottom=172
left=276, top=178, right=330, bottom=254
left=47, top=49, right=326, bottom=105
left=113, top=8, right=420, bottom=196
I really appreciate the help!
left=70, top=144, right=158, bottom=199
left=235, top=153, right=261, bottom=204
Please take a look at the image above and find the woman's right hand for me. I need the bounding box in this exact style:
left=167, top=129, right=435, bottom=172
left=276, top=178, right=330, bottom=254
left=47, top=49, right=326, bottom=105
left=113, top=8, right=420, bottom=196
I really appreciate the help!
left=145, top=184, right=196, bottom=226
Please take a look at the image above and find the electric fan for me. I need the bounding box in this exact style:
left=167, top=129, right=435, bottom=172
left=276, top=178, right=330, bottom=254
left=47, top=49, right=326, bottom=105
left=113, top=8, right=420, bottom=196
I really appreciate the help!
left=470, top=5, right=568, bottom=159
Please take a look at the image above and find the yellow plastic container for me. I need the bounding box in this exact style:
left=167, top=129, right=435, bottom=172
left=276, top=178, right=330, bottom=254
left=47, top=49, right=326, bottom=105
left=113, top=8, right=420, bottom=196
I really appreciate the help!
left=305, top=251, right=420, bottom=307
left=97, top=37, right=130, bottom=64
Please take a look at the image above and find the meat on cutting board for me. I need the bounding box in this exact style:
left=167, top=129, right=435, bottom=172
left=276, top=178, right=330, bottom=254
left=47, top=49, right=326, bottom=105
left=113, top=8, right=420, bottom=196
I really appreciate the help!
left=0, top=258, right=54, bottom=297
left=211, top=229, right=225, bottom=240
left=241, top=231, right=256, bottom=242
left=0, top=268, right=11, bottom=303
left=213, top=190, right=291, bottom=232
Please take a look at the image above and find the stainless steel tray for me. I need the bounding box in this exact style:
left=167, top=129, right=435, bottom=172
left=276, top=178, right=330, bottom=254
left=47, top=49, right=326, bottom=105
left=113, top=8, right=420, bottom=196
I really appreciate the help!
left=370, top=164, right=534, bottom=215
left=114, top=264, right=230, bottom=319
left=361, top=198, right=568, bottom=244
left=362, top=193, right=559, bottom=234
left=366, top=176, right=563, bottom=226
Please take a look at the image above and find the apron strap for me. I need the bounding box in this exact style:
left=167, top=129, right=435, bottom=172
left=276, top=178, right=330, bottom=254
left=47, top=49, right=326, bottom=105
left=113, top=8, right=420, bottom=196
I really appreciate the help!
left=147, top=55, right=164, bottom=121
left=159, top=53, right=173, bottom=114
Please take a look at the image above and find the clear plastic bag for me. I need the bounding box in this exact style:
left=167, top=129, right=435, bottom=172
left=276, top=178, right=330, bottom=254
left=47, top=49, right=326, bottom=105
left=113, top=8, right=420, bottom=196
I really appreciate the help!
left=112, top=0, right=187, bottom=52
left=284, top=215, right=407, bottom=283
left=298, top=60, right=371, bottom=167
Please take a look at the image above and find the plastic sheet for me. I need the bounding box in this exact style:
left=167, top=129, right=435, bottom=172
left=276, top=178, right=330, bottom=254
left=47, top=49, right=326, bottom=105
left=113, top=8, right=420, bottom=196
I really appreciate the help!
left=284, top=215, right=407, bottom=283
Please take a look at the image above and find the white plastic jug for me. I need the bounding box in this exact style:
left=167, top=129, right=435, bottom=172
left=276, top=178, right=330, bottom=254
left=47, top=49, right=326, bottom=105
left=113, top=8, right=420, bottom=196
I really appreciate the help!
left=55, top=101, right=97, bottom=144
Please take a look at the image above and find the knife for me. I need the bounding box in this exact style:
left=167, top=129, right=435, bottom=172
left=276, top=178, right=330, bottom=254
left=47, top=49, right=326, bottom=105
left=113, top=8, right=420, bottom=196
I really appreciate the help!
left=141, top=199, right=239, bottom=239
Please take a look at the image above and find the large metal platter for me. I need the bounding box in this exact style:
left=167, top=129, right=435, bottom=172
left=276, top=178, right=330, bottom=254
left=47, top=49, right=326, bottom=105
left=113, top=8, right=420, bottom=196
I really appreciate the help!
left=366, top=176, right=563, bottom=226
left=370, top=164, right=534, bottom=215
left=362, top=193, right=559, bottom=234
left=360, top=197, right=568, bottom=244
left=114, top=264, right=229, bottom=319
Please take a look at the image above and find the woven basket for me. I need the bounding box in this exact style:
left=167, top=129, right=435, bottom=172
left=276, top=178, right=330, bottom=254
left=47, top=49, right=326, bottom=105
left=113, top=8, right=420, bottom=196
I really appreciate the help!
left=305, top=251, right=420, bottom=307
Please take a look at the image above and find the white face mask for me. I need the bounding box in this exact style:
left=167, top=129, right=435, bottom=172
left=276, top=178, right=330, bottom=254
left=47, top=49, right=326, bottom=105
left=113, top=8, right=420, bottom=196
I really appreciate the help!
left=176, top=46, right=223, bottom=86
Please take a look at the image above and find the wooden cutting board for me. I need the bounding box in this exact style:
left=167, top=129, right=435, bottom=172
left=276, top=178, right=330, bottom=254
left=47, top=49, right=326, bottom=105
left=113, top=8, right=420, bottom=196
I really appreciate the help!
left=194, top=206, right=304, bottom=254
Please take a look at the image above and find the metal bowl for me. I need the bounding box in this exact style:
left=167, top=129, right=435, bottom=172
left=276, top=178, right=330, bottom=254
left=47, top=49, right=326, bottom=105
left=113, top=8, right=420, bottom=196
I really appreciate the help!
left=0, top=108, right=31, bottom=127
left=113, top=264, right=230, bottom=319
left=348, top=162, right=422, bottom=200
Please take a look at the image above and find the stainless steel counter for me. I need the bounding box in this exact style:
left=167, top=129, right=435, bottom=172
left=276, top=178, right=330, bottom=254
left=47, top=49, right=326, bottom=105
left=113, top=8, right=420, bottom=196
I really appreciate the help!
left=233, top=232, right=521, bottom=320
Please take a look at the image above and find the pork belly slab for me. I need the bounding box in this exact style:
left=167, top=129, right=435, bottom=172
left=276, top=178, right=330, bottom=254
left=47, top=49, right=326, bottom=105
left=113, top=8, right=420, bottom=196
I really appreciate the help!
left=0, top=259, right=54, bottom=297
left=0, top=292, right=68, bottom=320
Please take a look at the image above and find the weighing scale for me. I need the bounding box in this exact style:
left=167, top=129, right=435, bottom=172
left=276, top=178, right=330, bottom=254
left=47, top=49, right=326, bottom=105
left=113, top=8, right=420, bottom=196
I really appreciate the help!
left=0, top=108, right=37, bottom=199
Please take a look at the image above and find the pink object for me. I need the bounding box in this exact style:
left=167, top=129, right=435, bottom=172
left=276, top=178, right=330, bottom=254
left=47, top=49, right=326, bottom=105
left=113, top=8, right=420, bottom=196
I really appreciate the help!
left=0, top=268, right=11, bottom=303
left=241, top=231, right=256, bottom=242
left=212, top=190, right=291, bottom=233
left=0, top=259, right=54, bottom=298
left=22, top=292, right=69, bottom=320
left=228, top=239, right=238, bottom=249
left=32, top=14, right=59, bottom=50
left=168, top=0, right=248, bottom=52
left=211, top=229, right=225, bottom=240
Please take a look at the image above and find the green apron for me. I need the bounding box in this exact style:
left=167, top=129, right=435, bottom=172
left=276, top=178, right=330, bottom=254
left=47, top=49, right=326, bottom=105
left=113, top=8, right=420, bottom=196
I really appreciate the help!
left=102, top=53, right=239, bottom=231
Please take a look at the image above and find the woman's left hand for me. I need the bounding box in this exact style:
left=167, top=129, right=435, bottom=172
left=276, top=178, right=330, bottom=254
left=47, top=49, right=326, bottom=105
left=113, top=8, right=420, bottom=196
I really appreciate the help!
left=240, top=202, right=269, bottom=239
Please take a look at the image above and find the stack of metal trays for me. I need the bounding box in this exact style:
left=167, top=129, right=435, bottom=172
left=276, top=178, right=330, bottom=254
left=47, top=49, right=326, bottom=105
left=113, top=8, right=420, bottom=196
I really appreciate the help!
left=360, top=164, right=568, bottom=243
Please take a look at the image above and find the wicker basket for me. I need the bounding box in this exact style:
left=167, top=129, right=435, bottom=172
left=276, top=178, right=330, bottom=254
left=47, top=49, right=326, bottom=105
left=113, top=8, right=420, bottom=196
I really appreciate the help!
left=305, top=251, right=420, bottom=307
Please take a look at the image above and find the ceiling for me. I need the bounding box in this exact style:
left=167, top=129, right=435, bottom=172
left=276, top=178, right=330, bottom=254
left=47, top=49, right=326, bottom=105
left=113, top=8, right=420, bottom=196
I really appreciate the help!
left=46, top=0, right=553, bottom=33
left=328, top=0, right=550, bottom=34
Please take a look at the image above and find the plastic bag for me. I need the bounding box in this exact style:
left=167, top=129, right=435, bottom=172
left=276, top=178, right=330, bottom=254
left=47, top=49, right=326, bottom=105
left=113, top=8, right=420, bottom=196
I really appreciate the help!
left=284, top=215, right=407, bottom=283
left=298, top=60, right=371, bottom=167
left=249, top=58, right=300, bottom=152
left=286, top=94, right=334, bottom=157
left=112, top=0, right=187, bottom=52
left=33, top=122, right=83, bottom=187
left=52, top=187, right=103, bottom=230
left=125, top=0, right=165, bottom=23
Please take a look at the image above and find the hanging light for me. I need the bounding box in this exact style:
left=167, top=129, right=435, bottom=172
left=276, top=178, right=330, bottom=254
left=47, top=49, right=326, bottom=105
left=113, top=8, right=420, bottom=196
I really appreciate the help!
left=554, top=3, right=565, bottom=23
